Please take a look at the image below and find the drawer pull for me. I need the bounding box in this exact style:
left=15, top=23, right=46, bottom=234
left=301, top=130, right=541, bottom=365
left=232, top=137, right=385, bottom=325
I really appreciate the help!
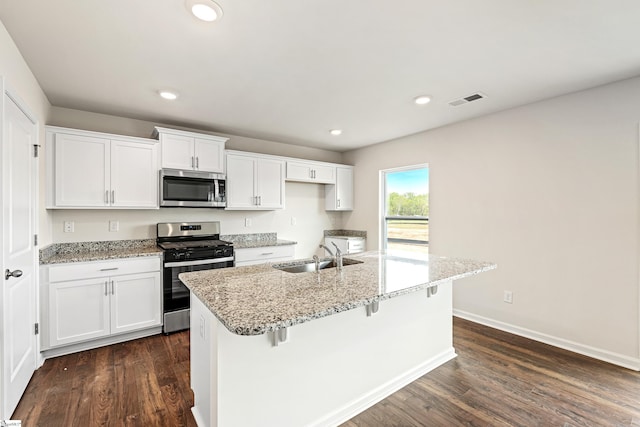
left=261, top=252, right=274, bottom=256
left=99, top=267, right=119, bottom=271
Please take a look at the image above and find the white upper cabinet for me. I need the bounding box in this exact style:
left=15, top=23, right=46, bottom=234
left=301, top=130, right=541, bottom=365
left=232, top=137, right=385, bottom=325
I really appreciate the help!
left=53, top=132, right=110, bottom=207
left=110, top=139, right=158, bottom=208
left=226, top=151, right=285, bottom=210
left=286, top=160, right=335, bottom=184
left=46, top=126, right=159, bottom=209
left=154, top=127, right=227, bottom=173
left=326, top=166, right=354, bottom=211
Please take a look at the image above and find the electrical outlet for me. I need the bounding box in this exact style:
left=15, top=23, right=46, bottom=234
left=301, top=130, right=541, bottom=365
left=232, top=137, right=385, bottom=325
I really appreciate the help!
left=291, top=216, right=297, bottom=226
left=109, top=220, right=119, bottom=232
left=245, top=218, right=251, bottom=227
left=503, top=290, right=513, bottom=304
left=63, top=221, right=74, bottom=233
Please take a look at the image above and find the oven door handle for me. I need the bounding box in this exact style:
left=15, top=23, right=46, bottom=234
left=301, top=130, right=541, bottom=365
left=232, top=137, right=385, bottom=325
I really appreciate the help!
left=164, top=257, right=235, bottom=268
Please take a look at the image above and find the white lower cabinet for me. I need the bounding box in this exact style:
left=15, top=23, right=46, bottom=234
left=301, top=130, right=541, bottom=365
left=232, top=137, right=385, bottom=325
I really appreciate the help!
left=44, top=257, right=162, bottom=349
left=234, top=245, right=295, bottom=266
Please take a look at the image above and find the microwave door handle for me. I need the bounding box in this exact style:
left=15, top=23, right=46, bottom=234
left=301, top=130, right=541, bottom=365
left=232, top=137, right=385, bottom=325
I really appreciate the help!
left=214, top=180, right=219, bottom=202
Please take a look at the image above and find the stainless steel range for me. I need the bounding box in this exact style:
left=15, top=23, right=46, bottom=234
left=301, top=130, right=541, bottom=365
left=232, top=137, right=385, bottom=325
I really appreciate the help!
left=157, top=221, right=234, bottom=333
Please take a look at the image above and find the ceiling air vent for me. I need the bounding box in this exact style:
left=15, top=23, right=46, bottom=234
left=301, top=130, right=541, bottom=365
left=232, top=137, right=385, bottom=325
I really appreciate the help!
left=448, top=92, right=487, bottom=107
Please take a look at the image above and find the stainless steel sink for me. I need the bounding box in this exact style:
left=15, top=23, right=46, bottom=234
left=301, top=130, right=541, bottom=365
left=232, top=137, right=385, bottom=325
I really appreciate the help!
left=273, top=258, right=363, bottom=273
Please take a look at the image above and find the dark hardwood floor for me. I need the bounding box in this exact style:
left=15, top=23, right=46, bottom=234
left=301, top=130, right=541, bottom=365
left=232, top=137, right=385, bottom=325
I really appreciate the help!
left=12, top=318, right=640, bottom=426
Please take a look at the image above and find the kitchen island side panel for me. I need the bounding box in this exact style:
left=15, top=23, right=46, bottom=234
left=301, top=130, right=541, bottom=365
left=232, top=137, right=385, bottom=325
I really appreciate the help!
left=191, top=283, right=454, bottom=427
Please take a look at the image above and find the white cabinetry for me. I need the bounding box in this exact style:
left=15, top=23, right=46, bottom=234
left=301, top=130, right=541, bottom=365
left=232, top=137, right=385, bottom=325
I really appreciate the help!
left=46, top=127, right=159, bottom=209
left=326, top=166, right=354, bottom=211
left=43, top=257, right=162, bottom=350
left=234, top=245, right=295, bottom=266
left=226, top=151, right=285, bottom=210
left=154, top=127, right=227, bottom=173
left=286, top=160, right=335, bottom=184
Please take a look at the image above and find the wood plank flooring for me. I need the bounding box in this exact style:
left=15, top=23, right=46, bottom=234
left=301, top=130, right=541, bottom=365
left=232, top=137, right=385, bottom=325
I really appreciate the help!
left=12, top=318, right=640, bottom=426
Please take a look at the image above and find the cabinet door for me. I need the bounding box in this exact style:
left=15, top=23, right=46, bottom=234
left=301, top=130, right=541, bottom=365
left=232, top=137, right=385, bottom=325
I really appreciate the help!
left=226, top=154, right=257, bottom=209
left=110, top=272, right=162, bottom=334
left=286, top=161, right=313, bottom=182
left=161, top=133, right=195, bottom=170
left=313, top=164, right=336, bottom=184
left=286, top=161, right=335, bottom=184
left=194, top=137, right=224, bottom=173
left=335, top=166, right=354, bottom=210
left=256, top=158, right=285, bottom=209
left=54, top=133, right=110, bottom=207
left=111, top=139, right=158, bottom=208
left=49, top=278, right=110, bottom=347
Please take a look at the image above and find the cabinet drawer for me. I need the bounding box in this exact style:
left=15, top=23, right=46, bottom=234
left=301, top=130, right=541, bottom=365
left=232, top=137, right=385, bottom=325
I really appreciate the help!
left=348, top=239, right=366, bottom=253
left=234, top=245, right=295, bottom=264
left=48, top=256, right=161, bottom=283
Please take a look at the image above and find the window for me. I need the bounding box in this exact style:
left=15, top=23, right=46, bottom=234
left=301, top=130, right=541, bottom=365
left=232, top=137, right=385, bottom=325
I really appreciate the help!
left=381, top=165, right=429, bottom=256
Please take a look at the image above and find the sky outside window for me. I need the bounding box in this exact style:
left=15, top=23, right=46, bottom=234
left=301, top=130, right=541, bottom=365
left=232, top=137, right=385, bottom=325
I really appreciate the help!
left=386, top=168, right=429, bottom=195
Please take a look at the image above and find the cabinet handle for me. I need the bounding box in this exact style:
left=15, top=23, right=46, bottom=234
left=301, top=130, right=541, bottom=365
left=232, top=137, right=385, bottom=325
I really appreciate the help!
left=261, top=252, right=274, bottom=256
left=196, top=157, right=199, bottom=169
left=111, top=190, right=115, bottom=204
left=258, top=196, right=261, bottom=205
left=191, top=156, right=195, bottom=168
left=337, top=199, right=340, bottom=208
left=313, top=170, right=316, bottom=179
left=105, top=190, right=109, bottom=204
left=104, top=281, right=108, bottom=296
left=99, top=267, right=119, bottom=271
left=111, top=280, right=115, bottom=295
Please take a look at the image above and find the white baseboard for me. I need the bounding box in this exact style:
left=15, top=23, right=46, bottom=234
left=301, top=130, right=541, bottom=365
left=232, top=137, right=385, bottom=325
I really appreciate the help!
left=191, top=407, right=207, bottom=427
left=453, top=310, right=640, bottom=371
left=312, top=348, right=457, bottom=427
left=40, top=326, right=162, bottom=360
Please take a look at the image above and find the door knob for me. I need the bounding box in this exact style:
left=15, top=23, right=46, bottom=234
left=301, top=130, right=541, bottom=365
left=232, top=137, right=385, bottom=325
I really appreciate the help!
left=5, top=269, right=23, bottom=280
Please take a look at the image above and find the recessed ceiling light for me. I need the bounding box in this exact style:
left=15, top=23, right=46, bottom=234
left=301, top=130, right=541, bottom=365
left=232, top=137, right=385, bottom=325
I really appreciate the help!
left=414, top=95, right=432, bottom=105
left=330, top=129, right=342, bottom=136
left=185, top=0, right=223, bottom=22
left=159, top=91, right=178, bottom=100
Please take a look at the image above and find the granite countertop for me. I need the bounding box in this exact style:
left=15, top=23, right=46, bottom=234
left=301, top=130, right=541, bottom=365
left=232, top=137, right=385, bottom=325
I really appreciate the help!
left=221, top=232, right=297, bottom=249
left=40, top=239, right=162, bottom=264
left=233, top=239, right=297, bottom=249
left=179, top=251, right=496, bottom=336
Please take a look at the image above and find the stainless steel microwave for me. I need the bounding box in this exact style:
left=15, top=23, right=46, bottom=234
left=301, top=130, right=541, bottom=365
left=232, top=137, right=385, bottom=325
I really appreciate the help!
left=160, top=169, right=226, bottom=208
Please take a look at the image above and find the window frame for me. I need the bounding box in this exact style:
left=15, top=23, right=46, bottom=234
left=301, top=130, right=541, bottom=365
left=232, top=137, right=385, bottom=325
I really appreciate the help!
left=379, top=163, right=429, bottom=252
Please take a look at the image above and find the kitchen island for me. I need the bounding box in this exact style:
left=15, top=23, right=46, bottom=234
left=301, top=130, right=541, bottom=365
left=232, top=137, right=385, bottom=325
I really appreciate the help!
left=179, top=251, right=495, bottom=427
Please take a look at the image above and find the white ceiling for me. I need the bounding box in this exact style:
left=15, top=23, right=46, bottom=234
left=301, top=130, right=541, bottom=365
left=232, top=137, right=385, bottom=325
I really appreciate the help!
left=1, top=1, right=640, bottom=151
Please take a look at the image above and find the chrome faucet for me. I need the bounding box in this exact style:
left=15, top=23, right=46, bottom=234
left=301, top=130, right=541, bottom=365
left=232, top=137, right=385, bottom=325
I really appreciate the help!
left=331, top=242, right=343, bottom=270
left=319, top=244, right=334, bottom=257
left=319, top=243, right=343, bottom=271
left=312, top=255, right=320, bottom=273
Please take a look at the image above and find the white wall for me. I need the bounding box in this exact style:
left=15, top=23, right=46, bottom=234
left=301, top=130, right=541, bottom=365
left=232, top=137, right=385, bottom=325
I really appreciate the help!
left=343, top=76, right=640, bottom=366
left=0, top=21, right=52, bottom=241
left=51, top=182, right=342, bottom=258
left=45, top=107, right=346, bottom=258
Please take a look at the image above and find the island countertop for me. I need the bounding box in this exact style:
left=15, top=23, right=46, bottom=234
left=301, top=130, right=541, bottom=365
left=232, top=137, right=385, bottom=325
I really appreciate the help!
left=179, top=251, right=496, bottom=336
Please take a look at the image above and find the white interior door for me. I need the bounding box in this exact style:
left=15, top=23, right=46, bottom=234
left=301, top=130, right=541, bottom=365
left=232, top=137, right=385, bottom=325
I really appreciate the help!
left=1, top=88, right=38, bottom=419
